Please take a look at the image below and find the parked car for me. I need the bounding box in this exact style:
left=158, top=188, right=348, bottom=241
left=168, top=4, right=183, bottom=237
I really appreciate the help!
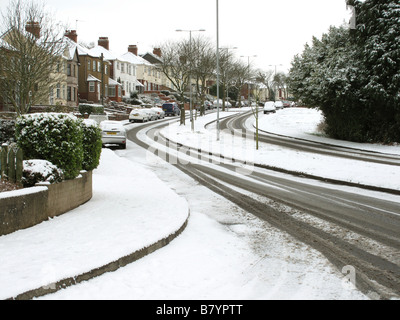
left=100, top=120, right=127, bottom=149
left=204, top=101, right=213, bottom=110
left=282, top=100, right=291, bottom=108
left=263, top=101, right=276, bottom=114
left=88, top=114, right=109, bottom=125
left=274, top=101, right=284, bottom=109
left=129, top=108, right=150, bottom=123
left=162, top=102, right=181, bottom=116
left=144, top=108, right=158, bottom=121
left=152, top=107, right=165, bottom=119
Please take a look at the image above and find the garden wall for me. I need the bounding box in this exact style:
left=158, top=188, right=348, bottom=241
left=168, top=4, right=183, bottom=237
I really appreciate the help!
left=0, top=171, right=92, bottom=236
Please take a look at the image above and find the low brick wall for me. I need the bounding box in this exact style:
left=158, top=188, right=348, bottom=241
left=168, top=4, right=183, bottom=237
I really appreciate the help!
left=0, top=171, right=92, bottom=236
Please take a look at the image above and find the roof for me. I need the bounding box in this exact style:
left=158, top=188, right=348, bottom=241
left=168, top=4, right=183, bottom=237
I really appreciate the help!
left=87, top=75, right=101, bottom=82
left=89, top=45, right=118, bottom=61
left=119, top=51, right=153, bottom=66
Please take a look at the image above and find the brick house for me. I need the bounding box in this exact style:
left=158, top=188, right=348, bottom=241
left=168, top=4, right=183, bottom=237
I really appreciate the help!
left=65, top=30, right=111, bottom=104
left=64, top=35, right=80, bottom=107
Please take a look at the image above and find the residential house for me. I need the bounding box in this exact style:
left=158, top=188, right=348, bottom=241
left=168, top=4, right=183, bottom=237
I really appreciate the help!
left=64, top=36, right=80, bottom=107
left=65, top=30, right=111, bottom=104
left=1, top=22, right=69, bottom=110
left=91, top=37, right=137, bottom=101
left=141, top=48, right=173, bottom=92
left=120, top=45, right=161, bottom=94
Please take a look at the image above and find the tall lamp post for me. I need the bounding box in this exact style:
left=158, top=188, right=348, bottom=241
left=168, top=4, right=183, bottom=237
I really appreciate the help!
left=176, top=29, right=206, bottom=132
left=216, top=0, right=220, bottom=141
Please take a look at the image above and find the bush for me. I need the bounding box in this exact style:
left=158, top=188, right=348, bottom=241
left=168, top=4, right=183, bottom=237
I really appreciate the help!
left=0, top=119, right=16, bottom=144
left=22, top=159, right=64, bottom=187
left=79, top=104, right=104, bottom=116
left=15, top=113, right=84, bottom=180
left=82, top=119, right=102, bottom=171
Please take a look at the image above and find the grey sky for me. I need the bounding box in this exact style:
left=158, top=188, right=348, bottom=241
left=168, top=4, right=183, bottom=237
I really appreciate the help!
left=2, top=0, right=352, bottom=73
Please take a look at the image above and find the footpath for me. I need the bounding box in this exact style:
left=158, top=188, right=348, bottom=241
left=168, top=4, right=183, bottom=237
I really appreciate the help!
left=0, top=148, right=190, bottom=300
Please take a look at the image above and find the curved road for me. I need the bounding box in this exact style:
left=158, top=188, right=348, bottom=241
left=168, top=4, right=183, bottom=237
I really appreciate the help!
left=125, top=113, right=400, bottom=300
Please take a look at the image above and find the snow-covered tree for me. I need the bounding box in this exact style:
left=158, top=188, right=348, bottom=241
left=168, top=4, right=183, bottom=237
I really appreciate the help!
left=289, top=0, right=400, bottom=143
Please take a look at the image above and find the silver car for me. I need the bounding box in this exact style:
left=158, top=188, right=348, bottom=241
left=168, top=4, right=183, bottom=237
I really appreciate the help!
left=100, top=120, right=127, bottom=149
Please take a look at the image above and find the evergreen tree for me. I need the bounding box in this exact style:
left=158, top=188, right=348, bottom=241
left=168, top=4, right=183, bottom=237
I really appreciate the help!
left=289, top=0, right=400, bottom=143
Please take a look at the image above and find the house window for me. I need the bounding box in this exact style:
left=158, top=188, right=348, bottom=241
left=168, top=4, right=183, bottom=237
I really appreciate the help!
left=97, top=61, right=101, bottom=72
left=88, top=60, right=91, bottom=71
left=121, top=63, right=125, bottom=73
left=89, top=82, right=95, bottom=92
left=105, top=65, right=108, bottom=75
left=104, top=85, right=108, bottom=97
left=93, top=61, right=96, bottom=72
left=67, top=86, right=72, bottom=101
left=109, top=86, right=116, bottom=97
left=67, top=64, right=71, bottom=76
left=56, top=83, right=61, bottom=98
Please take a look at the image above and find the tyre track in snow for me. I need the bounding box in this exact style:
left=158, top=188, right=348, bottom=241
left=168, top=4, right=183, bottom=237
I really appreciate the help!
left=126, top=117, right=400, bottom=300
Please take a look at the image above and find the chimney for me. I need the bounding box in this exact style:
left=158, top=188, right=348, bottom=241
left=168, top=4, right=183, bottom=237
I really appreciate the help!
left=128, top=45, right=138, bottom=56
left=153, top=48, right=162, bottom=57
left=26, top=21, right=40, bottom=39
left=65, top=30, right=78, bottom=43
left=98, top=37, right=109, bottom=50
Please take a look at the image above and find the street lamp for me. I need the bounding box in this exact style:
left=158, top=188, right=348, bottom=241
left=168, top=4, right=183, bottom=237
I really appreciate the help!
left=176, top=29, right=206, bottom=132
left=216, top=0, right=220, bottom=141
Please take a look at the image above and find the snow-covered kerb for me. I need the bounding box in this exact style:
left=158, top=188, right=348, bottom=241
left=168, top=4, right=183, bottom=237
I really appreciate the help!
left=0, top=171, right=92, bottom=236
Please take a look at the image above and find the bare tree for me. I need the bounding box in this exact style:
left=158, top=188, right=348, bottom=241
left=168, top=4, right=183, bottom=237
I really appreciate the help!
left=0, top=0, right=65, bottom=115
left=230, top=59, right=251, bottom=107
left=191, top=36, right=215, bottom=116
left=158, top=40, right=192, bottom=125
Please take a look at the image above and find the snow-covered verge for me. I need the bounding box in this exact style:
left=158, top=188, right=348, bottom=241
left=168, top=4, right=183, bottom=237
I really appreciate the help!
left=160, top=108, right=400, bottom=191
left=39, top=136, right=369, bottom=300
left=0, top=149, right=189, bottom=300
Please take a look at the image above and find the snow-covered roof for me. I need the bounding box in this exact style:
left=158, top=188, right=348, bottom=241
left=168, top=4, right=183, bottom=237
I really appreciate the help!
left=119, top=51, right=153, bottom=66
left=87, top=75, right=101, bottom=82
left=89, top=45, right=118, bottom=61
left=63, top=37, right=79, bottom=60
left=108, top=78, right=120, bottom=86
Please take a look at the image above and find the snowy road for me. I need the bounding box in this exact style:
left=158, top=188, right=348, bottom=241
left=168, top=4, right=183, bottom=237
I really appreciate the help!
left=125, top=110, right=400, bottom=299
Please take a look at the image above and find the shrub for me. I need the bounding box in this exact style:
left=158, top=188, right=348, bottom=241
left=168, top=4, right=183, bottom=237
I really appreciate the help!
left=15, top=113, right=84, bottom=180
left=0, top=119, right=16, bottom=144
left=82, top=119, right=102, bottom=171
left=79, top=104, right=104, bottom=116
left=22, top=159, right=64, bottom=187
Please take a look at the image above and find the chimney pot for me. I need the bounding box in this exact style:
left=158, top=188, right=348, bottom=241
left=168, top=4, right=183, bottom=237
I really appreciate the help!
left=65, top=30, right=78, bottom=43
left=128, top=45, right=138, bottom=56
left=98, top=37, right=109, bottom=50
left=26, top=21, right=40, bottom=39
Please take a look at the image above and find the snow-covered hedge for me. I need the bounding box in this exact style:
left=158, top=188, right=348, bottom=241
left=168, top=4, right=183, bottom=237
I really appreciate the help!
left=82, top=119, right=102, bottom=171
left=15, top=113, right=103, bottom=181
left=15, top=113, right=83, bottom=180
left=22, top=159, right=63, bottom=187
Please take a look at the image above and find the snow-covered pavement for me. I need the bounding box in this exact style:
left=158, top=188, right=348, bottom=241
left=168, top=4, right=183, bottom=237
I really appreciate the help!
left=1, top=107, right=399, bottom=300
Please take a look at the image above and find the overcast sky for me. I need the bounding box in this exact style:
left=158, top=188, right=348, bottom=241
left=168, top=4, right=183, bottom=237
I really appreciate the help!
left=2, top=0, right=352, bottom=73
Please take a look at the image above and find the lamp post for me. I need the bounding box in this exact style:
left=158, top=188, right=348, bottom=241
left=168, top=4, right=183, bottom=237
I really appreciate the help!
left=176, top=29, right=206, bottom=132
left=216, top=0, right=220, bottom=141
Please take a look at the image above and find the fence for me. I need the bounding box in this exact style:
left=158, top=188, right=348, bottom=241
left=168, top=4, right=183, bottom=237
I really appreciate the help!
left=0, top=143, right=23, bottom=184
